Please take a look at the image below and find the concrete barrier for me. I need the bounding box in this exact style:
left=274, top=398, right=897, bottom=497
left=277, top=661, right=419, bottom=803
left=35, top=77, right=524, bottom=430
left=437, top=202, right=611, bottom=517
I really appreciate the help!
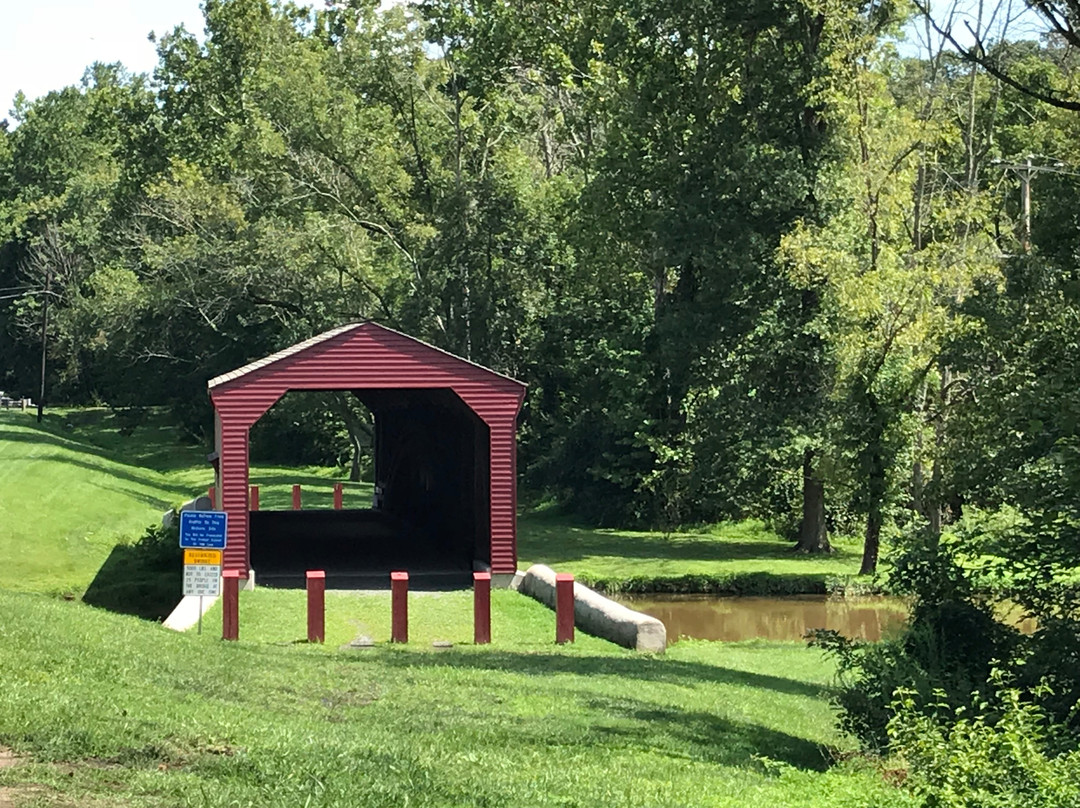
left=519, top=564, right=666, bottom=653
left=161, top=495, right=214, bottom=529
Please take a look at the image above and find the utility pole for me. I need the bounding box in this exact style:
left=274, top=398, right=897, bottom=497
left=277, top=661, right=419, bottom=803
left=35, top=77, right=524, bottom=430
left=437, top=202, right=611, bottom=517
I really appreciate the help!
left=37, top=266, right=50, bottom=424
left=1020, top=157, right=1032, bottom=252
left=992, top=156, right=1080, bottom=253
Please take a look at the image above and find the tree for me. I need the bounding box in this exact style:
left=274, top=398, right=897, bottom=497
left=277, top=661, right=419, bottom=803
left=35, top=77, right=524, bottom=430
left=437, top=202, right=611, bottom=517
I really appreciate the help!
left=914, top=0, right=1080, bottom=111
left=780, top=8, right=1001, bottom=573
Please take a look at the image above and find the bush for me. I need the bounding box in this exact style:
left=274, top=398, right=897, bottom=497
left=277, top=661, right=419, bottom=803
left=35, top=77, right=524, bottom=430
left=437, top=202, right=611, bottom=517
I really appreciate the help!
left=82, top=518, right=183, bottom=620
left=888, top=675, right=1080, bottom=808
left=808, top=600, right=1018, bottom=752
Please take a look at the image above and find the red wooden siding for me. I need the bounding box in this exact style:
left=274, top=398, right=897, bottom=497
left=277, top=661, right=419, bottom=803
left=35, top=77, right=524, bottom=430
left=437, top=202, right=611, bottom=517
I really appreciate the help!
left=209, top=322, right=525, bottom=575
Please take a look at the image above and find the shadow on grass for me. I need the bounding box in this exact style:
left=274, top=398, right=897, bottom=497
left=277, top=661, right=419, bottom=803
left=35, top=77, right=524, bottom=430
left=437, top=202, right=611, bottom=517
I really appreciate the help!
left=0, top=411, right=207, bottom=474
left=366, top=651, right=831, bottom=770
left=583, top=697, right=829, bottom=770
left=361, top=647, right=832, bottom=701
left=1, top=444, right=197, bottom=503
left=518, top=518, right=857, bottom=567
left=83, top=531, right=182, bottom=622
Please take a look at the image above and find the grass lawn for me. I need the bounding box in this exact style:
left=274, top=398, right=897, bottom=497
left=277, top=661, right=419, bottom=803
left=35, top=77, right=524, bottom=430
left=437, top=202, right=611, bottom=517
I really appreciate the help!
left=0, top=409, right=369, bottom=597
left=0, top=589, right=909, bottom=808
left=518, top=508, right=865, bottom=593
left=0, top=408, right=912, bottom=806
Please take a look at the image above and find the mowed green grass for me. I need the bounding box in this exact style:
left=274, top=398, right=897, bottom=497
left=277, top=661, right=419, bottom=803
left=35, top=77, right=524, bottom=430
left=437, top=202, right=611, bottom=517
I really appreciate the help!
left=0, top=590, right=909, bottom=808
left=0, top=409, right=370, bottom=595
left=0, top=409, right=207, bottom=595
left=516, top=509, right=863, bottom=588
left=0, top=409, right=908, bottom=806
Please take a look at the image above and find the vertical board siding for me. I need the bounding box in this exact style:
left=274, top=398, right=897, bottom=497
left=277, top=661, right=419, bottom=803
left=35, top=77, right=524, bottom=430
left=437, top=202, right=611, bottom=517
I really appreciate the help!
left=211, top=323, right=525, bottom=576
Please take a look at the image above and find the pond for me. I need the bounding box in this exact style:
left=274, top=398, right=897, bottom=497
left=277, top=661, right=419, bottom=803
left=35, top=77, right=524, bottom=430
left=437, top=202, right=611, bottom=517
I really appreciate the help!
left=614, top=594, right=910, bottom=644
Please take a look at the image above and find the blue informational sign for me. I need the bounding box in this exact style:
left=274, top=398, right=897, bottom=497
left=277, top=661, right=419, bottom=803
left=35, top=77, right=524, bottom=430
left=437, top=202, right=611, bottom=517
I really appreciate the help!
left=179, top=510, right=228, bottom=549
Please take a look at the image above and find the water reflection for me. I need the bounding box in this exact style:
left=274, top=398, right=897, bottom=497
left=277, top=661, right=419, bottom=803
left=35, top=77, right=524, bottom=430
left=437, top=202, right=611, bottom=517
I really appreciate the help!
left=615, top=594, right=909, bottom=644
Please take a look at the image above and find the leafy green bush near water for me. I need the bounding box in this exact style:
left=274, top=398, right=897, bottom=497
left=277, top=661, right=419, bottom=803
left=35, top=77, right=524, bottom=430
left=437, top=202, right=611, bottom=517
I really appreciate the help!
left=811, top=509, right=1080, bottom=806
left=888, top=677, right=1080, bottom=808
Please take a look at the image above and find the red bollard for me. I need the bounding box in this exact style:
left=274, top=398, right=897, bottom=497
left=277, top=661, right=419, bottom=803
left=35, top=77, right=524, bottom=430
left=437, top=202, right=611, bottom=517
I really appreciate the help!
left=555, top=573, right=575, bottom=644
left=307, top=570, right=325, bottom=643
left=250, top=485, right=259, bottom=511
left=333, top=483, right=343, bottom=510
left=208, top=485, right=216, bottom=509
left=292, top=484, right=301, bottom=509
left=391, top=571, right=409, bottom=643
left=474, top=571, right=491, bottom=645
left=222, top=570, right=240, bottom=641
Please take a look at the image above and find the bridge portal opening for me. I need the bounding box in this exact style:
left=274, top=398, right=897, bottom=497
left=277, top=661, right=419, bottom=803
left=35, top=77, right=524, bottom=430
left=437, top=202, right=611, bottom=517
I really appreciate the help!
left=248, top=388, right=490, bottom=588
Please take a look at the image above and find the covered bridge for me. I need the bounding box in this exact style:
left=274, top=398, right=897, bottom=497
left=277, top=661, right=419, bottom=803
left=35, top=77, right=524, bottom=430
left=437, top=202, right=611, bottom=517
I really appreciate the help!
left=208, top=322, right=526, bottom=584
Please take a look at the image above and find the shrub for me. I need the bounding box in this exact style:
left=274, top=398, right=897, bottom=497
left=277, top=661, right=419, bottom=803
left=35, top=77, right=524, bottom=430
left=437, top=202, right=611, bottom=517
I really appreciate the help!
left=82, top=518, right=183, bottom=620
left=888, top=675, right=1080, bottom=808
left=808, top=600, right=1018, bottom=752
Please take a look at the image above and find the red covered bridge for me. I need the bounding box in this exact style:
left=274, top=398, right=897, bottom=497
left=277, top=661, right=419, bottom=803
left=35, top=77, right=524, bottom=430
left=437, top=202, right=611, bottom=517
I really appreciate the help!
left=208, top=322, right=525, bottom=584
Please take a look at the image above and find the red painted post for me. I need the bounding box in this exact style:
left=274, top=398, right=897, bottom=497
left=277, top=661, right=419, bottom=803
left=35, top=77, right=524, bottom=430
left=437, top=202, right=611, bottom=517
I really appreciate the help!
left=292, top=484, right=301, bottom=509
left=222, top=570, right=240, bottom=641
left=306, top=570, right=326, bottom=643
left=249, top=485, right=259, bottom=511
left=333, top=483, right=343, bottom=510
left=555, top=573, right=575, bottom=644
left=208, top=485, right=216, bottom=509
left=473, top=571, right=491, bottom=645
left=391, top=571, right=409, bottom=643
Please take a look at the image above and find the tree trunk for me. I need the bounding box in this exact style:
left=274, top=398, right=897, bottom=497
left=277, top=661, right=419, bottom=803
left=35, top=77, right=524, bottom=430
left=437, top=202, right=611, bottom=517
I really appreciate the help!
left=860, top=415, right=887, bottom=575
left=349, top=430, right=363, bottom=483
left=333, top=394, right=372, bottom=484
left=861, top=497, right=882, bottom=576
left=794, top=448, right=831, bottom=553
left=925, top=365, right=951, bottom=543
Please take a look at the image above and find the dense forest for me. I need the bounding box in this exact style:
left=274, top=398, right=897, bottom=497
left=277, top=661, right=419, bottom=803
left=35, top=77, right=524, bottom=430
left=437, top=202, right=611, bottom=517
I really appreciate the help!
left=3, top=0, right=1080, bottom=786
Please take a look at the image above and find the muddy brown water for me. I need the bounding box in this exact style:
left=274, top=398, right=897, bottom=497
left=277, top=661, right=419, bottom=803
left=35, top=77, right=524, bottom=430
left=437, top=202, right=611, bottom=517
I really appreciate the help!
left=614, top=594, right=910, bottom=644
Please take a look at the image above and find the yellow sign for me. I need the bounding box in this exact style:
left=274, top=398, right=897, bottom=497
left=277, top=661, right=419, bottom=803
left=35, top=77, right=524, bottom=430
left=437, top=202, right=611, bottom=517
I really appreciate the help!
left=184, top=549, right=223, bottom=566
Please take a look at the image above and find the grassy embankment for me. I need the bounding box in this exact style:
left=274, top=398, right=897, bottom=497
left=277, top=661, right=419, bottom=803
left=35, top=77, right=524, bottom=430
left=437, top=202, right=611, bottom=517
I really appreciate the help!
left=0, top=589, right=910, bottom=807
left=0, top=408, right=370, bottom=599
left=0, top=407, right=910, bottom=806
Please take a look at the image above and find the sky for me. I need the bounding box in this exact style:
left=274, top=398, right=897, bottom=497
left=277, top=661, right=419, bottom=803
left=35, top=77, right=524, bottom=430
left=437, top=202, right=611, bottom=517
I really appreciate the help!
left=0, top=0, right=205, bottom=119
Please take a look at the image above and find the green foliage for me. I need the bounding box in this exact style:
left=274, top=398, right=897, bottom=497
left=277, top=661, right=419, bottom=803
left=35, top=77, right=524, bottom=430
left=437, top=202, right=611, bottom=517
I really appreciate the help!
left=82, top=518, right=182, bottom=620
left=809, top=600, right=1017, bottom=752
left=888, top=676, right=1080, bottom=808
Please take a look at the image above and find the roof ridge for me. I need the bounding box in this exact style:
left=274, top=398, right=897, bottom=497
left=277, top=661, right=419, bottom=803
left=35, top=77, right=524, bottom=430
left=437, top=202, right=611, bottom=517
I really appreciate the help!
left=207, top=321, right=526, bottom=390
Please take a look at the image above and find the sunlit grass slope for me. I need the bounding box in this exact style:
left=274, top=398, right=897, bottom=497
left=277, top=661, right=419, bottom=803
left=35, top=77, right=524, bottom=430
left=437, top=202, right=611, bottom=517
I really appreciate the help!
left=517, top=508, right=864, bottom=592
left=0, top=409, right=369, bottom=596
left=0, top=409, right=209, bottom=594
left=0, top=590, right=909, bottom=808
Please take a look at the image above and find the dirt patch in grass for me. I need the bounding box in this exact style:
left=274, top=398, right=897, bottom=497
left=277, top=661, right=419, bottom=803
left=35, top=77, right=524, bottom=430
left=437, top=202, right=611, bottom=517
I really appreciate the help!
left=0, top=784, right=54, bottom=808
left=0, top=748, right=22, bottom=769
left=0, top=750, right=55, bottom=808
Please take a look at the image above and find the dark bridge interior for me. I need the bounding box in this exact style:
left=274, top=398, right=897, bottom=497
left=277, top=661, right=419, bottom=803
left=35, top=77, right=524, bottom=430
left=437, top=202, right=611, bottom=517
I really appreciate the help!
left=250, top=388, right=490, bottom=589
